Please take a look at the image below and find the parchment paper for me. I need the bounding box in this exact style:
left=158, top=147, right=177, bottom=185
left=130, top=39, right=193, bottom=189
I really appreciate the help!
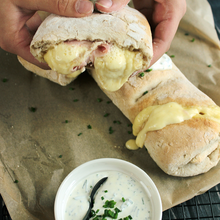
left=0, top=0, right=220, bottom=219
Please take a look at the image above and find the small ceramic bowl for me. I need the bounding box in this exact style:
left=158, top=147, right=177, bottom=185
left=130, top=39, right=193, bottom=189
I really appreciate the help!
left=54, top=158, right=162, bottom=220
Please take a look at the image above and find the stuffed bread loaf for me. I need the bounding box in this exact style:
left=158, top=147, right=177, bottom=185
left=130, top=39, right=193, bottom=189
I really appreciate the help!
left=19, top=6, right=220, bottom=177
left=92, top=56, right=220, bottom=177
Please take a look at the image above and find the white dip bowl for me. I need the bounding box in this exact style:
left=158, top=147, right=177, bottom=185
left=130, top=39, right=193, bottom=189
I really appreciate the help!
left=54, top=158, right=162, bottom=220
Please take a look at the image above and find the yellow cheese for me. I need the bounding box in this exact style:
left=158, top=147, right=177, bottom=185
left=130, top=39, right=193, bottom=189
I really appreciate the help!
left=127, top=102, right=220, bottom=150
left=44, top=43, right=87, bottom=77
left=44, top=42, right=143, bottom=91
left=93, top=45, right=143, bottom=91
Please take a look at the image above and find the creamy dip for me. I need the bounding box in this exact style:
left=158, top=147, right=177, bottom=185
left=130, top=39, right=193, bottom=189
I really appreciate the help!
left=150, top=53, right=172, bottom=71
left=64, top=171, right=152, bottom=220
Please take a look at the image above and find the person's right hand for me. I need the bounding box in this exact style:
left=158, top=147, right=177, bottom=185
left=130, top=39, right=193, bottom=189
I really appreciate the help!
left=0, top=0, right=129, bottom=69
left=133, top=0, right=186, bottom=67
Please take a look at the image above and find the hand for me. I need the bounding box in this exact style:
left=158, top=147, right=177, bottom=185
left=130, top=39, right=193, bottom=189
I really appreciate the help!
left=0, top=0, right=129, bottom=69
left=133, top=0, right=186, bottom=67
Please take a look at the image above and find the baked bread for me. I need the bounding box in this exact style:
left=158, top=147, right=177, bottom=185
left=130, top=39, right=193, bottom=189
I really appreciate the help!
left=94, top=56, right=220, bottom=177
left=18, top=56, right=74, bottom=86
left=28, top=6, right=152, bottom=91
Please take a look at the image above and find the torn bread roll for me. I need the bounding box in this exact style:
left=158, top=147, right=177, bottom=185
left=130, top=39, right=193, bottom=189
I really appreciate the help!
left=91, top=54, right=220, bottom=177
left=18, top=56, right=74, bottom=86
left=28, top=6, right=152, bottom=91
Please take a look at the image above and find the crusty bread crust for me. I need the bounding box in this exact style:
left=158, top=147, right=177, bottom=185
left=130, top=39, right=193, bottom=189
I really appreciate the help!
left=18, top=56, right=75, bottom=86
left=30, top=6, right=152, bottom=70
left=97, top=63, right=220, bottom=177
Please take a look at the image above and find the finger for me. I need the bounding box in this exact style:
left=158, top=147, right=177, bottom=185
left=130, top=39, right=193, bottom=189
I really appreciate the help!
left=26, top=12, right=42, bottom=35
left=12, top=0, right=94, bottom=17
left=95, top=0, right=129, bottom=13
left=149, top=0, right=186, bottom=66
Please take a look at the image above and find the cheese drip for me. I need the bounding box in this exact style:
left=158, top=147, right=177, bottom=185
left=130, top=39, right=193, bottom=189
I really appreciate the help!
left=126, top=102, right=220, bottom=150
left=44, top=43, right=87, bottom=78
left=93, top=45, right=143, bottom=91
left=44, top=43, right=143, bottom=91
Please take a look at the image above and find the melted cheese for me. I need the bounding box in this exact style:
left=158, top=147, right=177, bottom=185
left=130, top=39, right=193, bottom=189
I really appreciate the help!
left=44, top=43, right=143, bottom=91
left=44, top=43, right=87, bottom=78
left=126, top=102, right=220, bottom=150
left=93, top=46, right=143, bottom=91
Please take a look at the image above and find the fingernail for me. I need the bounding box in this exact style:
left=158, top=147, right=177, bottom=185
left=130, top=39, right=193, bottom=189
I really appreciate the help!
left=96, top=0, right=112, bottom=8
left=75, top=0, right=94, bottom=14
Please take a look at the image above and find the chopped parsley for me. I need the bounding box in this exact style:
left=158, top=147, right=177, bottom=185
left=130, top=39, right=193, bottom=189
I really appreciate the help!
left=143, top=91, right=148, bottom=95
left=29, top=107, right=37, bottom=112
left=104, top=190, right=108, bottom=193
left=185, top=32, right=189, bottom=36
left=97, top=98, right=103, bottom=102
left=103, top=200, right=116, bottom=208
left=69, top=87, right=75, bottom=90
left=91, top=199, right=133, bottom=220
left=87, top=125, right=92, bottom=129
left=170, top=55, right=175, bottom=58
left=113, top=120, right=121, bottom=124
left=73, top=99, right=79, bottom=102
left=122, top=197, right=126, bottom=202
left=109, top=127, right=114, bottom=134
left=208, top=64, right=212, bottom=67
left=104, top=113, right=110, bottom=117
left=191, top=38, right=195, bottom=42
left=128, top=131, right=132, bottom=134
left=106, top=100, right=112, bottom=104
left=139, top=72, right=145, bottom=77
left=58, top=155, right=63, bottom=158
left=14, top=180, right=19, bottom=183
left=145, top=68, right=152, bottom=72
left=77, top=132, right=82, bottom=136
left=65, top=120, right=69, bottom=123
left=2, top=78, right=8, bottom=82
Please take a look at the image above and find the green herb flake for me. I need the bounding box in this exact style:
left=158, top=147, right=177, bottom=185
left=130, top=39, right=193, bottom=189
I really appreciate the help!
left=58, top=155, right=63, bottom=158
left=106, top=100, right=112, bottom=104
left=73, top=99, right=79, bottom=102
left=104, top=190, right=108, bottom=193
left=65, top=120, right=69, bottom=123
left=14, top=180, right=18, bottom=183
left=143, top=91, right=148, bottom=95
left=90, top=210, right=96, bottom=217
left=127, top=123, right=132, bottom=127
left=191, top=38, right=195, bottom=42
left=104, top=113, right=110, bottom=117
left=109, top=127, right=114, bottom=134
left=185, top=33, right=189, bottom=36
left=113, top=120, right=121, bottom=124
left=2, top=78, right=8, bottom=83
left=139, top=72, right=145, bottom=77
left=128, top=131, right=132, bottom=134
left=97, top=98, right=103, bottom=102
left=29, top=107, right=37, bottom=112
left=101, top=196, right=105, bottom=200
left=87, top=125, right=92, bottom=129
left=103, top=200, right=117, bottom=208
left=122, top=197, right=126, bottom=202
left=145, top=68, right=152, bottom=72
left=69, top=87, right=75, bottom=90
left=77, top=132, right=82, bottom=136
left=208, top=64, right=212, bottom=67
left=170, top=55, right=175, bottom=58
left=95, top=209, right=100, bottom=213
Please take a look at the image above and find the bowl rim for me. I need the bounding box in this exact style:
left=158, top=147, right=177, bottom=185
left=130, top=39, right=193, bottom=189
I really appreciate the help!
left=54, top=158, right=162, bottom=220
